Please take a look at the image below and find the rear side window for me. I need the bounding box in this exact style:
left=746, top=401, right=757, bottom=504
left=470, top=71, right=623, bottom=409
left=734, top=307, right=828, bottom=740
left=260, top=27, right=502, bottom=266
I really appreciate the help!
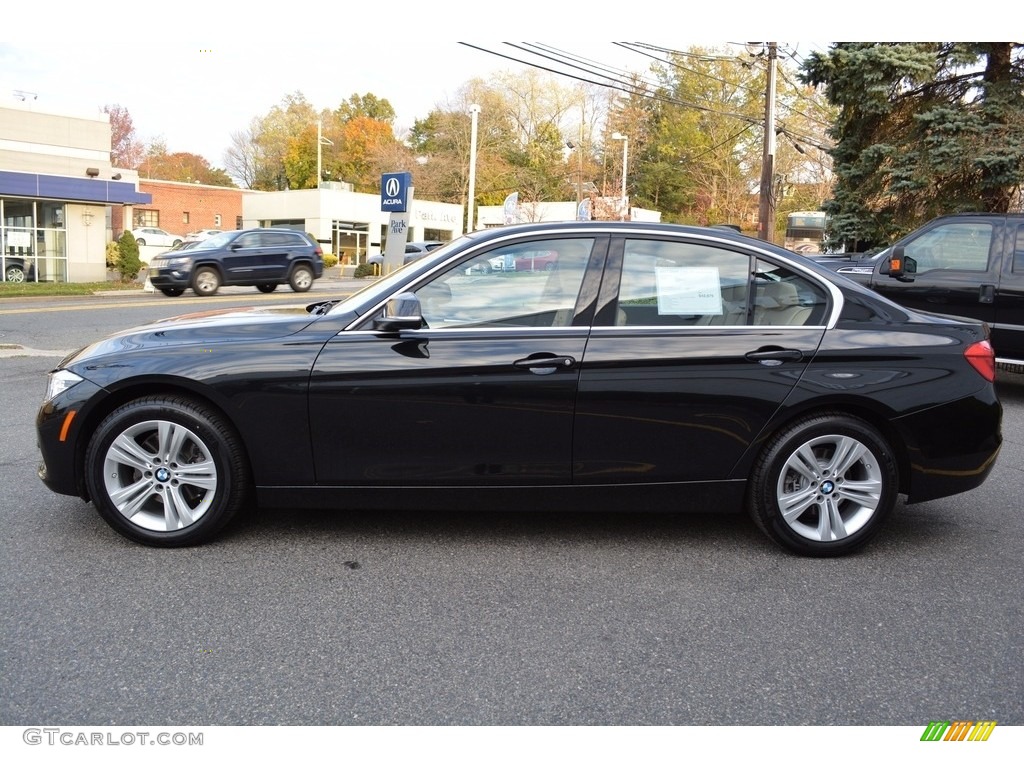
left=614, top=239, right=827, bottom=327
left=615, top=239, right=750, bottom=326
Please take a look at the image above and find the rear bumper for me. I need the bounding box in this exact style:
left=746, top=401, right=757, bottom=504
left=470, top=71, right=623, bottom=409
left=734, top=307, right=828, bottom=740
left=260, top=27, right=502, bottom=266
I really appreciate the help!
left=894, top=388, right=1002, bottom=503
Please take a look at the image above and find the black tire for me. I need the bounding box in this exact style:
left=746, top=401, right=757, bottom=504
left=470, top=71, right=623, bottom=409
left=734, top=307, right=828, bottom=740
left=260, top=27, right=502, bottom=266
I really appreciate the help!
left=256, top=283, right=278, bottom=293
left=288, top=264, right=314, bottom=292
left=136, top=238, right=146, bottom=247
left=172, top=239, right=183, bottom=247
left=747, top=412, right=898, bottom=556
left=5, top=264, right=26, bottom=283
left=84, top=395, right=250, bottom=547
left=192, top=266, right=221, bottom=296
left=160, top=287, right=185, bottom=297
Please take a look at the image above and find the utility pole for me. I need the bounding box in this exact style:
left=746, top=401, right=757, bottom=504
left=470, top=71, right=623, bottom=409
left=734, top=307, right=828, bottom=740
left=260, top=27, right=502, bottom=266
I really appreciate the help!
left=757, top=42, right=778, bottom=242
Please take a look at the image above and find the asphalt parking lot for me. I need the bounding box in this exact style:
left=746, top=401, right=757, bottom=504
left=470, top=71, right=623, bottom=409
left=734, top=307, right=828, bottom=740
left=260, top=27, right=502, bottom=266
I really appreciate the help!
left=0, top=289, right=1021, bottom=727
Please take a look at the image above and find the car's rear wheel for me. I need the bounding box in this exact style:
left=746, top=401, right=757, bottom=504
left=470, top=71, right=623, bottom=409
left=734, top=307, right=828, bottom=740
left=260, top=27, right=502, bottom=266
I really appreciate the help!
left=748, top=413, right=897, bottom=556
left=136, top=238, right=146, bottom=246
left=159, top=287, right=185, bottom=297
left=192, top=267, right=221, bottom=296
left=84, top=396, right=250, bottom=547
left=288, top=264, right=314, bottom=292
left=256, top=283, right=278, bottom=293
left=5, top=264, right=26, bottom=283
left=172, top=239, right=183, bottom=247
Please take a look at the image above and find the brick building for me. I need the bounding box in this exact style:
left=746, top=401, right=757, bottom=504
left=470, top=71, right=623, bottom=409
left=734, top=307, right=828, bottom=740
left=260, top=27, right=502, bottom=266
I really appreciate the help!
left=111, top=179, right=247, bottom=239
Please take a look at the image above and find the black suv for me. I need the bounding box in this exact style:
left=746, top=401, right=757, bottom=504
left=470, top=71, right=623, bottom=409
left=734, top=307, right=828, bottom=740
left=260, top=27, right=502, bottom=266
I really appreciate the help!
left=147, top=228, right=324, bottom=297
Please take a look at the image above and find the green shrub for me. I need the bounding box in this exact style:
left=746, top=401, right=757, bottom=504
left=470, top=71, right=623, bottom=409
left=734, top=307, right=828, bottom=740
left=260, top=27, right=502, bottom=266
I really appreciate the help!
left=322, top=253, right=339, bottom=269
left=116, top=230, right=143, bottom=281
left=354, top=263, right=378, bottom=278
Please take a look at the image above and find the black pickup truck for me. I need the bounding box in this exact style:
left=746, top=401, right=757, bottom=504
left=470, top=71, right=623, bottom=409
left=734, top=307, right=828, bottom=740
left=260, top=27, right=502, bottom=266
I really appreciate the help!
left=816, top=213, right=1024, bottom=367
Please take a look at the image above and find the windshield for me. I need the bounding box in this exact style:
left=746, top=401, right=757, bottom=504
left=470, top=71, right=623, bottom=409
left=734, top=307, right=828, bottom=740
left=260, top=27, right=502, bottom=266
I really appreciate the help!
left=189, top=231, right=237, bottom=250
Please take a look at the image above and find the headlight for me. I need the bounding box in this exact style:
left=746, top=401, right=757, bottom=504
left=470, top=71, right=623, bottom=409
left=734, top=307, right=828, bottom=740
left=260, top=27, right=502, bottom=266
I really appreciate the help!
left=44, top=370, right=83, bottom=403
left=166, top=256, right=192, bottom=267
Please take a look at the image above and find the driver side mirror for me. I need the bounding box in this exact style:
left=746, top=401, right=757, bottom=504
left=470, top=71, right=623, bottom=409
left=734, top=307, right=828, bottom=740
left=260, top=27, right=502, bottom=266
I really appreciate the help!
left=887, top=246, right=916, bottom=280
left=373, top=292, right=425, bottom=332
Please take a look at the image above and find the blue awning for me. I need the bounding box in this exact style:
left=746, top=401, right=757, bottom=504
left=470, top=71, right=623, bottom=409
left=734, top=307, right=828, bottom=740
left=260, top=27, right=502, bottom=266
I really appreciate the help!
left=0, top=170, right=151, bottom=205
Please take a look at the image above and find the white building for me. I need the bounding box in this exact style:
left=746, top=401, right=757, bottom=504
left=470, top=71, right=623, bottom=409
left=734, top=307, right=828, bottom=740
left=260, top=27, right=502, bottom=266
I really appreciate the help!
left=1, top=100, right=149, bottom=282
left=476, top=198, right=661, bottom=228
left=243, top=184, right=464, bottom=264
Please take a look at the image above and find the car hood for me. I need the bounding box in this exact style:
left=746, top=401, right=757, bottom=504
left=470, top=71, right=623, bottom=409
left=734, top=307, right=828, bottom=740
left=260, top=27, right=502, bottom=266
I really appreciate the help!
left=60, top=304, right=321, bottom=368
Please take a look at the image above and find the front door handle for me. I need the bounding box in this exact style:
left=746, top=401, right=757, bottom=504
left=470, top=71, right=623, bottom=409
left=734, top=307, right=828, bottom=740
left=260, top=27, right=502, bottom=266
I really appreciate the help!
left=513, top=355, right=577, bottom=374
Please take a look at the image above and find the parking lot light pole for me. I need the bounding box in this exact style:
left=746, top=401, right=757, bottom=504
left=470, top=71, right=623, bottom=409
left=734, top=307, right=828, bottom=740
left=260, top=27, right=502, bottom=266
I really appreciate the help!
left=612, top=132, right=629, bottom=220
left=467, top=104, right=481, bottom=234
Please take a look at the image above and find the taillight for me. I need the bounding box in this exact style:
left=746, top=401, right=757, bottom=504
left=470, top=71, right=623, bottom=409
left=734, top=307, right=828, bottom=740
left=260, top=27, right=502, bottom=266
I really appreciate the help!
left=964, top=340, right=996, bottom=382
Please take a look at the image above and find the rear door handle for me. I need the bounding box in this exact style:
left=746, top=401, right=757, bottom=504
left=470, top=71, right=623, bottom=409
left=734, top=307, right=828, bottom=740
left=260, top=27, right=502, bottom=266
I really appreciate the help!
left=745, top=348, right=803, bottom=365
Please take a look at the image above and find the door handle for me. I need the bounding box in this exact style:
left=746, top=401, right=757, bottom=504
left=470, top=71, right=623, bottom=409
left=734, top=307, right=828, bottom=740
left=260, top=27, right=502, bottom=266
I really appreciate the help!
left=979, top=284, right=995, bottom=304
left=745, top=347, right=803, bottom=365
left=513, top=355, right=577, bottom=373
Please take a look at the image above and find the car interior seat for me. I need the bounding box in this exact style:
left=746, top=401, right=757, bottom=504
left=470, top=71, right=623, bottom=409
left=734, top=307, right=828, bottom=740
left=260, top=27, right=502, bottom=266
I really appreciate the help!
left=754, top=281, right=810, bottom=326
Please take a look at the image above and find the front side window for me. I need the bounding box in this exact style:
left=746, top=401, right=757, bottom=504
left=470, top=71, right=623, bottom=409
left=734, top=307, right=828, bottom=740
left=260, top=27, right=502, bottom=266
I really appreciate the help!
left=905, top=222, right=993, bottom=272
left=235, top=233, right=261, bottom=248
left=1014, top=225, right=1024, bottom=274
left=412, top=238, right=595, bottom=329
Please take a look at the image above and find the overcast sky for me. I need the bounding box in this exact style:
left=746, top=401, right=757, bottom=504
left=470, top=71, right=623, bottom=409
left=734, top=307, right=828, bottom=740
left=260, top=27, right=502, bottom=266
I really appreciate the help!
left=0, top=41, right=663, bottom=167
left=1, top=6, right=970, bottom=172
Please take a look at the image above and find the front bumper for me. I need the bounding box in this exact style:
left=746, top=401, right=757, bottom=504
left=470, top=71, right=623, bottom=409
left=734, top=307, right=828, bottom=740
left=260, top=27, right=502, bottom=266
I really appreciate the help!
left=147, top=265, right=193, bottom=289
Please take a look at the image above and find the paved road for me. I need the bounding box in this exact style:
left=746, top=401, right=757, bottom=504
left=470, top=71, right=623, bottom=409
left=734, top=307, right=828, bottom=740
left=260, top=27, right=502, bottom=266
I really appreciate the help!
left=1, top=291, right=1021, bottom=726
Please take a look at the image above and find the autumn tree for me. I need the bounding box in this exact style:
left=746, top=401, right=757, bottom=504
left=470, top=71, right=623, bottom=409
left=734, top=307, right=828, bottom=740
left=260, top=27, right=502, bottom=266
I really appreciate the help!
left=623, top=47, right=770, bottom=226
left=224, top=117, right=267, bottom=190
left=803, top=42, right=1024, bottom=250
left=139, top=139, right=235, bottom=186
left=104, top=104, right=144, bottom=169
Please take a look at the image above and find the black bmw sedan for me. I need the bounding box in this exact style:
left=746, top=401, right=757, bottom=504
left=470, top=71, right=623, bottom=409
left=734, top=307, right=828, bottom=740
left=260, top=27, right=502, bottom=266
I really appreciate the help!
left=36, top=222, right=1002, bottom=555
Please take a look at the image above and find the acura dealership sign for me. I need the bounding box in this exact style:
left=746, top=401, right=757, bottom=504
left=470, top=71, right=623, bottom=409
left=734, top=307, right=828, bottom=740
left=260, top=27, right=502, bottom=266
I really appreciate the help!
left=381, top=172, right=412, bottom=212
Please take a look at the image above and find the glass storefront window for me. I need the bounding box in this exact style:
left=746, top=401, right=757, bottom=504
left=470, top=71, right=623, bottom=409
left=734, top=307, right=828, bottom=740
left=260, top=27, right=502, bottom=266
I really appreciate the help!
left=1, top=199, right=68, bottom=283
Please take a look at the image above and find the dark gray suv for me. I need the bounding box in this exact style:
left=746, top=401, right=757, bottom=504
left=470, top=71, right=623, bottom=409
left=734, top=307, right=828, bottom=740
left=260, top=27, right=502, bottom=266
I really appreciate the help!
left=147, top=228, right=324, bottom=297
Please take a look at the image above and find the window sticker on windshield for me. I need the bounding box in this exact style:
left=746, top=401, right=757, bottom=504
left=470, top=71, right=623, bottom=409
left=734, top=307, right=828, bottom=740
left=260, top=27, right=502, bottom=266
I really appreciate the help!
left=655, top=266, right=723, bottom=315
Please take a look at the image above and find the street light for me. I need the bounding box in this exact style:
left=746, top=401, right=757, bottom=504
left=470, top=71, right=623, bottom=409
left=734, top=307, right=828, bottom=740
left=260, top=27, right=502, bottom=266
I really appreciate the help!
left=466, top=104, right=481, bottom=233
left=317, top=119, right=333, bottom=188
left=611, top=132, right=629, bottom=220
left=566, top=140, right=583, bottom=207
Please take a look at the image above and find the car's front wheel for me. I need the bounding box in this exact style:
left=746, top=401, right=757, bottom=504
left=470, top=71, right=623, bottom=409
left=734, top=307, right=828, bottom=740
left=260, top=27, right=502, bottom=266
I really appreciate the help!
left=136, top=238, right=146, bottom=246
left=84, top=396, right=250, bottom=546
left=748, top=413, right=898, bottom=556
left=288, top=264, right=314, bottom=292
left=5, top=264, right=26, bottom=283
left=192, top=266, right=221, bottom=296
